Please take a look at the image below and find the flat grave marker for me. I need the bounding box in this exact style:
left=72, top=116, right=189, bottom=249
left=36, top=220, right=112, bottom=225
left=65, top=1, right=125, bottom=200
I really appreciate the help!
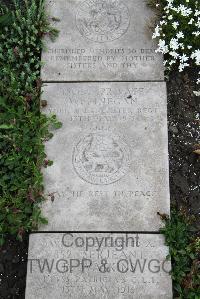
left=40, top=82, right=170, bottom=231
left=41, top=0, right=164, bottom=81
left=25, top=233, right=172, bottom=299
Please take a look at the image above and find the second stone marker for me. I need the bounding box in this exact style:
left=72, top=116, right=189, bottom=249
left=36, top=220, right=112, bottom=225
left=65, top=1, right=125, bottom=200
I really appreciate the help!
left=25, top=233, right=172, bottom=299
left=40, top=82, right=170, bottom=231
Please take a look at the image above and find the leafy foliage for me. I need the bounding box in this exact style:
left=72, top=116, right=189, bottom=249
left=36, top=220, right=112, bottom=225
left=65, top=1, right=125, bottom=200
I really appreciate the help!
left=160, top=209, right=200, bottom=298
left=0, top=0, right=60, bottom=245
left=148, top=0, right=200, bottom=83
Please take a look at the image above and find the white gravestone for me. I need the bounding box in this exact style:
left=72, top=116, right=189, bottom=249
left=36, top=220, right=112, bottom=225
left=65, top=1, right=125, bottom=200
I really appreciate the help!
left=40, top=82, right=170, bottom=231
left=25, top=233, right=172, bottom=299
left=41, top=0, right=164, bottom=81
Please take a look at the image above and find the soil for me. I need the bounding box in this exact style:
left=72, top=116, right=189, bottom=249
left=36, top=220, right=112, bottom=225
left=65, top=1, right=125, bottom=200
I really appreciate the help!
left=0, top=235, right=28, bottom=299
left=167, top=66, right=200, bottom=229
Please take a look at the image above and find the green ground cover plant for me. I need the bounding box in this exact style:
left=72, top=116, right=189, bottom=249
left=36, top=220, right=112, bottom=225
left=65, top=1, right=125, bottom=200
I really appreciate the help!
left=148, top=0, right=200, bottom=83
left=147, top=0, right=200, bottom=299
left=159, top=209, right=200, bottom=298
left=0, top=0, right=60, bottom=245
left=149, top=1, right=200, bottom=297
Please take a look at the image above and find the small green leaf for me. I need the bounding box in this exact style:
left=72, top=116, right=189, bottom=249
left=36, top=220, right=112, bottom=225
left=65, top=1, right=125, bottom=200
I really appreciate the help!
left=0, top=124, right=14, bottom=129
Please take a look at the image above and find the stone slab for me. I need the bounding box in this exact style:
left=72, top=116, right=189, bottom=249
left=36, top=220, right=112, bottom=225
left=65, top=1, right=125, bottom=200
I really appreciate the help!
left=25, top=233, right=172, bottom=299
left=40, top=82, right=170, bottom=231
left=41, top=0, right=164, bottom=81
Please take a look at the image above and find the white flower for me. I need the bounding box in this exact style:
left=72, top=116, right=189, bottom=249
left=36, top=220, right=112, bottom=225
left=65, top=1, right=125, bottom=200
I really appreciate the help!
left=167, top=0, right=174, bottom=4
left=170, top=38, right=179, bottom=50
left=194, top=10, right=200, bottom=17
left=166, top=0, right=174, bottom=9
left=153, top=1, right=199, bottom=74
left=192, top=31, right=200, bottom=36
left=179, top=63, right=185, bottom=72
left=191, top=50, right=200, bottom=65
left=152, top=25, right=161, bottom=39
left=156, top=39, right=169, bottom=54
left=170, top=51, right=179, bottom=59
left=169, top=60, right=176, bottom=65
left=197, top=78, right=200, bottom=84
left=188, top=18, right=194, bottom=24
left=179, top=54, right=189, bottom=63
left=172, top=21, right=179, bottom=29
left=178, top=5, right=192, bottom=17
left=176, top=31, right=184, bottom=39
left=160, top=20, right=167, bottom=25
left=178, top=62, right=189, bottom=72
left=193, top=90, right=200, bottom=96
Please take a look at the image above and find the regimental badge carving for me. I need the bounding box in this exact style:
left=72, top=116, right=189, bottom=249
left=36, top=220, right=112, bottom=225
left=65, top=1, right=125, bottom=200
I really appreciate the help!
left=76, top=0, right=130, bottom=43
left=73, top=131, right=131, bottom=185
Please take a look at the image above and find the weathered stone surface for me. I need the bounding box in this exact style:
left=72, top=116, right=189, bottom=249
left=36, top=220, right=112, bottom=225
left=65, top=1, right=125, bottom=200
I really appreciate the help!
left=25, top=233, right=172, bottom=299
left=41, top=0, right=164, bottom=81
left=40, top=82, right=169, bottom=231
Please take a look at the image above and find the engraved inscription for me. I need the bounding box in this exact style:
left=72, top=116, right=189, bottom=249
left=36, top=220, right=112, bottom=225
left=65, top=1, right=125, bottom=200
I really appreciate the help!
left=42, top=0, right=164, bottom=80
left=40, top=83, right=169, bottom=231
left=47, top=48, right=156, bottom=72
left=26, top=234, right=172, bottom=298
left=76, top=0, right=130, bottom=42
left=73, top=131, right=131, bottom=185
